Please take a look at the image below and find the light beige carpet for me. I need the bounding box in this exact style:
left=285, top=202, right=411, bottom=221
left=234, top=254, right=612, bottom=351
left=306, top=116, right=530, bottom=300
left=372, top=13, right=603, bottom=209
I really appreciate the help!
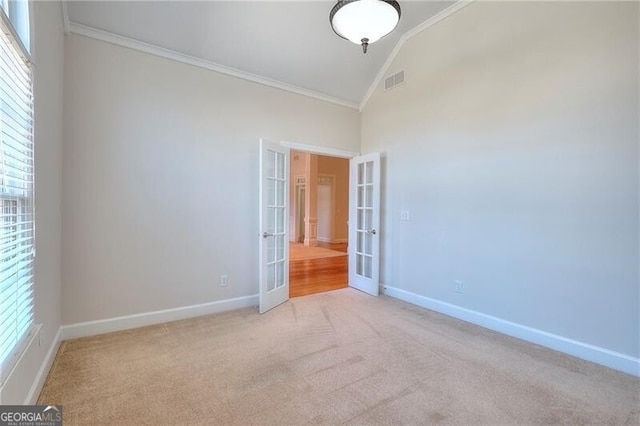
left=39, top=289, right=639, bottom=425
left=290, top=243, right=347, bottom=261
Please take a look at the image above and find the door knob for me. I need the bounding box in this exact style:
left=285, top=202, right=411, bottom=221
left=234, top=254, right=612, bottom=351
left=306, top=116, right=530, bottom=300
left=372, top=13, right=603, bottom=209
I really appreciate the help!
left=263, top=232, right=274, bottom=238
left=367, top=229, right=377, bottom=235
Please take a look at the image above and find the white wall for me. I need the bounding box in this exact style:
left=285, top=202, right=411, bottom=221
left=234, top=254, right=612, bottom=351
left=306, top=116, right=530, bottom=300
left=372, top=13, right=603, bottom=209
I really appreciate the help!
left=0, top=0, right=64, bottom=404
left=62, top=34, right=360, bottom=324
left=362, top=2, right=639, bottom=359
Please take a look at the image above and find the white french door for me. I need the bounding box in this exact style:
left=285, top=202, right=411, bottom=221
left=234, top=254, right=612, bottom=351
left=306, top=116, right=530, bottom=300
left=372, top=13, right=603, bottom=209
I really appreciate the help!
left=259, top=139, right=290, bottom=313
left=348, top=153, right=381, bottom=296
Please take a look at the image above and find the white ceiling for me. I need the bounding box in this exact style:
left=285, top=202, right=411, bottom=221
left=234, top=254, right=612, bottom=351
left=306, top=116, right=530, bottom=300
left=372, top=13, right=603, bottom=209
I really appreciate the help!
left=66, top=1, right=455, bottom=106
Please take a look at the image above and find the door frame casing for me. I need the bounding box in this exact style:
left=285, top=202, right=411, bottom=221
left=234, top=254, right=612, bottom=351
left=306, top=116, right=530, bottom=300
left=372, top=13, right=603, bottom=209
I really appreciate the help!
left=294, top=177, right=305, bottom=243
left=260, top=140, right=364, bottom=307
left=280, top=141, right=359, bottom=160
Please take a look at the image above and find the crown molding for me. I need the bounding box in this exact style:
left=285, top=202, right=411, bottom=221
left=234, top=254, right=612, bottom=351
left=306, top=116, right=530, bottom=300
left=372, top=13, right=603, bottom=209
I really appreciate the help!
left=60, top=0, right=69, bottom=35
left=67, top=22, right=360, bottom=111
left=359, top=0, right=475, bottom=112
left=65, top=0, right=472, bottom=113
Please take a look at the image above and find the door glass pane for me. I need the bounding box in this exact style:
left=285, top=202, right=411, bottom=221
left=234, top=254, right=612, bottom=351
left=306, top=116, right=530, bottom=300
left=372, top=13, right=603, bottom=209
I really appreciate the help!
left=267, top=151, right=276, bottom=178
left=276, top=262, right=284, bottom=288
left=365, top=209, right=372, bottom=231
left=364, top=255, right=372, bottom=278
left=357, top=231, right=363, bottom=253
left=365, top=185, right=373, bottom=207
left=276, top=152, right=285, bottom=179
left=267, top=179, right=275, bottom=206
left=357, top=186, right=364, bottom=207
left=266, top=207, right=275, bottom=234
left=365, top=232, right=372, bottom=255
left=276, top=235, right=285, bottom=261
left=267, top=237, right=275, bottom=263
left=357, top=209, right=364, bottom=231
left=365, top=161, right=373, bottom=184
left=358, top=163, right=364, bottom=185
left=276, top=180, right=285, bottom=207
left=267, top=263, right=275, bottom=291
left=276, top=207, right=284, bottom=233
left=356, top=253, right=363, bottom=275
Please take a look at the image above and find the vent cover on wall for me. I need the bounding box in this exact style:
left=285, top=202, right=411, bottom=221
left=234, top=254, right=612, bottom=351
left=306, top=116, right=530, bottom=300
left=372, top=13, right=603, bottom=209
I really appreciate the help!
left=384, top=70, right=405, bottom=91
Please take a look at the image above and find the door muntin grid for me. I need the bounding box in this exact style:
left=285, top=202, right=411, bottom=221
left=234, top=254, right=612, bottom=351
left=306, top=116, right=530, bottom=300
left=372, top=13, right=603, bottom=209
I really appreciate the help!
left=355, top=161, right=374, bottom=279
left=265, top=150, right=286, bottom=292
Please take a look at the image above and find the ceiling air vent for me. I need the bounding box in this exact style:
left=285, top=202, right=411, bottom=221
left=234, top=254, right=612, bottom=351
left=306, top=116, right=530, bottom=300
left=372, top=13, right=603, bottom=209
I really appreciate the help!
left=384, top=70, right=405, bottom=91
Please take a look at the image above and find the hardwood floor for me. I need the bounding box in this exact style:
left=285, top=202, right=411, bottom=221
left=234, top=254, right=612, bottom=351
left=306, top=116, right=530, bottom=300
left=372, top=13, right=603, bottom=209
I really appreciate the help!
left=289, top=242, right=348, bottom=298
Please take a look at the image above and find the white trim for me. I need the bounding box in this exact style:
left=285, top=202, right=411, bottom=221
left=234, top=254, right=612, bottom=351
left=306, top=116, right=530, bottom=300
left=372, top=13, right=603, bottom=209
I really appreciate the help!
left=280, top=141, right=359, bottom=159
left=67, top=22, right=360, bottom=111
left=359, top=0, right=474, bottom=111
left=293, top=174, right=306, bottom=243
left=24, top=327, right=62, bottom=405
left=60, top=0, right=69, bottom=35
left=0, top=6, right=29, bottom=61
left=0, top=325, right=41, bottom=390
left=316, top=237, right=348, bottom=244
left=382, top=285, right=640, bottom=377
left=62, top=294, right=258, bottom=340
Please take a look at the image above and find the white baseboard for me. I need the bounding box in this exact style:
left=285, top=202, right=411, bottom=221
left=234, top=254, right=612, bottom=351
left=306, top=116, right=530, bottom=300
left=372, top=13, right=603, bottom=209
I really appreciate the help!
left=382, top=285, right=640, bottom=377
left=25, top=327, right=62, bottom=404
left=317, top=237, right=348, bottom=244
left=62, top=294, right=258, bottom=340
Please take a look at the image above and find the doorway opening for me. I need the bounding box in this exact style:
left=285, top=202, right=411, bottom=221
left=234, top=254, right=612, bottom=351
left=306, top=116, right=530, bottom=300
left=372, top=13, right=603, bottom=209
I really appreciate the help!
left=259, top=139, right=380, bottom=313
left=289, top=151, right=349, bottom=298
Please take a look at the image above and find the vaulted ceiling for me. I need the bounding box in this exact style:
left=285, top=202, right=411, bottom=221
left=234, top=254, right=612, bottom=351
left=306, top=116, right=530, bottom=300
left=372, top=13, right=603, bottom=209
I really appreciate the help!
left=66, top=1, right=456, bottom=108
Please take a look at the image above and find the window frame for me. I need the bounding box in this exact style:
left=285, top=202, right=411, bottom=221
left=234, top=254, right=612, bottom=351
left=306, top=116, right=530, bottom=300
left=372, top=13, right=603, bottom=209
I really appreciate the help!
left=0, top=0, right=35, bottom=386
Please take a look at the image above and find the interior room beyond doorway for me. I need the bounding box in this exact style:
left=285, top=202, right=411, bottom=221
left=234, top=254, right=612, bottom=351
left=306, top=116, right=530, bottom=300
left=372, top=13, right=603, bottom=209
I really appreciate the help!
left=289, top=151, right=349, bottom=297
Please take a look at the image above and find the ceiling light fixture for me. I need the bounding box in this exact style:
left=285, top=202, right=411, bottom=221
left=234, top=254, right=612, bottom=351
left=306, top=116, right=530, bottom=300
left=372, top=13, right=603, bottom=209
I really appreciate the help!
left=330, top=0, right=401, bottom=54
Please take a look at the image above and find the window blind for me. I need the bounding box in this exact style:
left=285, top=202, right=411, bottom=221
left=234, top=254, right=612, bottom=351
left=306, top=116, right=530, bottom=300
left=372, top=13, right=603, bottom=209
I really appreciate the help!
left=0, top=6, right=34, bottom=384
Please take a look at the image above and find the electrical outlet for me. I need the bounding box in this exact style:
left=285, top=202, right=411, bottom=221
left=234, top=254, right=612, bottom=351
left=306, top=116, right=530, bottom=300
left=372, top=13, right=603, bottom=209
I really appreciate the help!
left=454, top=280, right=464, bottom=294
left=220, top=275, right=229, bottom=287
left=400, top=210, right=410, bottom=221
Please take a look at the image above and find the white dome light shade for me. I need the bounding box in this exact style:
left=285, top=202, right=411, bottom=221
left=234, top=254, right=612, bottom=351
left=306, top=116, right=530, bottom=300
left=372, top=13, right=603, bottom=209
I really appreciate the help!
left=330, top=0, right=401, bottom=53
